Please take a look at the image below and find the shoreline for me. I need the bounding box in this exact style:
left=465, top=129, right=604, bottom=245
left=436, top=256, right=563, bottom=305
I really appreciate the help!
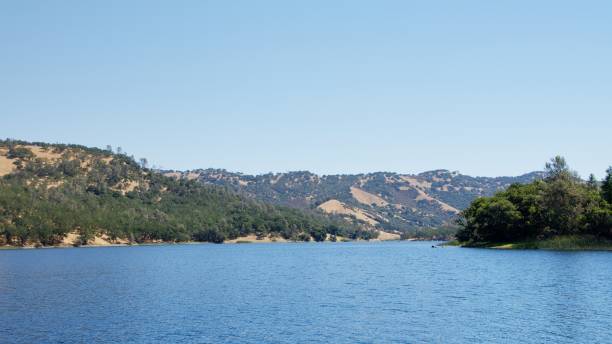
left=0, top=237, right=443, bottom=251
left=1, top=230, right=417, bottom=250
left=0, top=238, right=431, bottom=250
left=447, top=235, right=612, bottom=251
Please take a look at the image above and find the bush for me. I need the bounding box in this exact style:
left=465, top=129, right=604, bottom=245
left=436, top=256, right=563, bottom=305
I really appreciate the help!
left=193, top=229, right=226, bottom=243
left=7, top=147, right=34, bottom=159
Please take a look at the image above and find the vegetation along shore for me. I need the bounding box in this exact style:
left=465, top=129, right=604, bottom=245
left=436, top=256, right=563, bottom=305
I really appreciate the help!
left=453, top=157, right=612, bottom=250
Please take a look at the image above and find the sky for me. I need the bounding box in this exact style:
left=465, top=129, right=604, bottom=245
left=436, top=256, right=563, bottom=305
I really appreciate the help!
left=1, top=1, right=611, bottom=178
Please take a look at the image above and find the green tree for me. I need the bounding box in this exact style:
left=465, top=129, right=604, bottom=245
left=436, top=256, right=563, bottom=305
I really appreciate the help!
left=602, top=167, right=612, bottom=204
left=461, top=197, right=522, bottom=242
left=539, top=177, right=588, bottom=235
left=545, top=156, right=579, bottom=181
left=587, top=174, right=599, bottom=190
left=7, top=147, right=34, bottom=159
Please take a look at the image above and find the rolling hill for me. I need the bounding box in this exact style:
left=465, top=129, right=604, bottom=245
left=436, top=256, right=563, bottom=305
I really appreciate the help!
left=0, top=140, right=377, bottom=247
left=165, top=169, right=544, bottom=234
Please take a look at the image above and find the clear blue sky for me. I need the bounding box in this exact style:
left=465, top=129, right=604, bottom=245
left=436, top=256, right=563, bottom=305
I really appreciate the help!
left=2, top=1, right=611, bottom=177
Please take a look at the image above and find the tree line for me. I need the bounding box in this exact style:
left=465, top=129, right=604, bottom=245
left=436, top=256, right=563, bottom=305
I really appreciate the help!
left=456, top=156, right=612, bottom=243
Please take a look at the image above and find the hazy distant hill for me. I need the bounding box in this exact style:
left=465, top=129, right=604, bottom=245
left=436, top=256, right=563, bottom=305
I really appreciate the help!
left=165, top=169, right=544, bottom=232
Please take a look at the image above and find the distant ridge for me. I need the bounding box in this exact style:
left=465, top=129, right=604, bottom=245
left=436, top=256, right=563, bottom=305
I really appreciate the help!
left=164, top=169, right=545, bottom=231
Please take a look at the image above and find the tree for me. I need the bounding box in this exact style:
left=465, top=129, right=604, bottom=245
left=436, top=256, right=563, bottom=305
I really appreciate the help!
left=7, top=147, right=34, bottom=159
left=587, top=174, right=599, bottom=190
left=544, top=155, right=581, bottom=182
left=193, top=229, right=225, bottom=243
left=539, top=176, right=588, bottom=235
left=545, top=156, right=568, bottom=178
left=602, top=167, right=612, bottom=204
left=460, top=197, right=522, bottom=242
left=499, top=182, right=544, bottom=238
left=310, top=227, right=327, bottom=242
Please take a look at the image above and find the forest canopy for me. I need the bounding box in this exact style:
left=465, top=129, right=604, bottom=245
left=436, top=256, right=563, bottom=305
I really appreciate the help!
left=456, top=157, right=612, bottom=243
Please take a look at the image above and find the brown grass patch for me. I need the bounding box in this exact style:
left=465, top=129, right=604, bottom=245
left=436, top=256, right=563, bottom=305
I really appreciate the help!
left=0, top=155, right=16, bottom=176
left=350, top=187, right=388, bottom=207
left=318, top=199, right=378, bottom=225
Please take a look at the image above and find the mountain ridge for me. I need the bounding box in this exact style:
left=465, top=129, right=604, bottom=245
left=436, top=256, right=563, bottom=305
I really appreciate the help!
left=164, top=168, right=545, bottom=232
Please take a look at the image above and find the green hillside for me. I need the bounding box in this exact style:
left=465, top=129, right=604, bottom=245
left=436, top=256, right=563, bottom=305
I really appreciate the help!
left=0, top=140, right=375, bottom=247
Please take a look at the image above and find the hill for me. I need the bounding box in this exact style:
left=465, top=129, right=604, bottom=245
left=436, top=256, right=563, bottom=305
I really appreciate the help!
left=163, top=168, right=544, bottom=234
left=0, top=140, right=377, bottom=247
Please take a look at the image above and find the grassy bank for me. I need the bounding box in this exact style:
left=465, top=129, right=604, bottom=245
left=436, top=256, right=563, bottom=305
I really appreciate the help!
left=456, top=235, right=612, bottom=251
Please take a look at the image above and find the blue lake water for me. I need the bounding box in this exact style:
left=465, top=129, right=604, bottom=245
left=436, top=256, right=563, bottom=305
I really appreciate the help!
left=1, top=241, right=611, bottom=343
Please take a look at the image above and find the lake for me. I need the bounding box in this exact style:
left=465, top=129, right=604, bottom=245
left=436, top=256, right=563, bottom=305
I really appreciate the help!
left=1, top=241, right=611, bottom=343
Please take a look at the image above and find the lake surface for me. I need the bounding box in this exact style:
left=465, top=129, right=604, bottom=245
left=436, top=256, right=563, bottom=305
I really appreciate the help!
left=1, top=241, right=611, bottom=343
